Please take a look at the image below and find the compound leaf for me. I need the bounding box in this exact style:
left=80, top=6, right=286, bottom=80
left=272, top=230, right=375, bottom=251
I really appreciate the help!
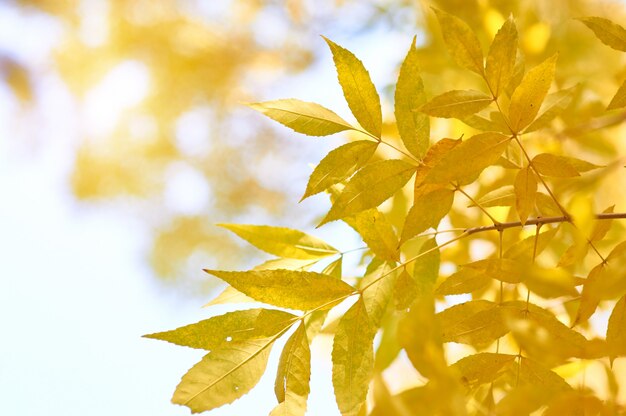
left=420, top=89, right=493, bottom=119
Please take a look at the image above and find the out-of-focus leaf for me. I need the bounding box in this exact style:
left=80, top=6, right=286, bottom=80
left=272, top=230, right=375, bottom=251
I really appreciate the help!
left=272, top=323, right=311, bottom=416
left=432, top=8, right=484, bottom=75
left=451, top=353, right=516, bottom=389
left=345, top=209, right=399, bottom=262
left=395, top=37, right=429, bottom=159
left=608, top=79, right=626, bottom=110
left=321, top=159, right=415, bottom=225
left=575, top=263, right=604, bottom=325
left=324, top=37, right=382, bottom=137
left=394, top=268, right=418, bottom=310
left=532, top=153, right=602, bottom=177
left=400, top=188, right=454, bottom=244
left=173, top=338, right=276, bottom=413
left=204, top=269, right=354, bottom=310
left=578, top=17, right=626, bottom=52
left=607, top=295, right=626, bottom=364
left=525, top=86, right=577, bottom=132
left=590, top=205, right=615, bottom=242
left=412, top=238, right=440, bottom=293
left=360, top=261, right=397, bottom=327
left=220, top=224, right=337, bottom=259
left=504, top=226, right=558, bottom=260
left=249, top=99, right=353, bottom=136
left=437, top=300, right=508, bottom=349
left=508, top=54, right=558, bottom=132
left=485, top=17, right=518, bottom=98
left=464, top=258, right=526, bottom=283
left=423, top=132, right=509, bottom=185
left=144, top=308, right=296, bottom=350
left=514, top=166, right=537, bottom=224
left=420, top=89, right=493, bottom=118
left=332, top=298, right=376, bottom=416
left=543, top=391, right=604, bottom=416
left=435, top=267, right=490, bottom=295
left=474, top=186, right=515, bottom=208
left=302, top=140, right=378, bottom=200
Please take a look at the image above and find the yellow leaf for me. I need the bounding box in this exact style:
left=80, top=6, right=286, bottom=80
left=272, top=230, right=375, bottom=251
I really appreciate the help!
left=420, top=89, right=493, bottom=118
left=608, top=79, right=626, bottom=110
left=514, top=166, right=537, bottom=224
left=400, top=188, right=454, bottom=244
left=451, top=353, right=516, bottom=389
left=523, top=265, right=578, bottom=298
left=508, top=54, right=558, bottom=132
left=435, top=267, right=490, bottom=295
left=473, top=186, right=515, bottom=208
left=544, top=391, right=604, bottom=416
left=173, top=338, right=276, bottom=413
left=394, top=269, right=418, bottom=310
left=464, top=258, right=526, bottom=283
left=437, top=300, right=508, bottom=349
left=395, top=37, right=429, bottom=158
left=332, top=298, right=376, bottom=416
left=590, top=205, right=615, bottom=242
left=578, top=16, right=626, bottom=52
left=204, top=269, right=354, bottom=310
left=324, top=37, right=382, bottom=137
left=272, top=324, right=311, bottom=416
left=503, top=226, right=558, bottom=260
left=524, top=85, right=577, bottom=132
left=607, top=295, right=626, bottom=364
left=345, top=208, right=400, bottom=262
left=253, top=258, right=315, bottom=271
left=531, top=153, right=581, bottom=177
left=517, top=357, right=572, bottom=392
left=360, top=261, right=397, bottom=327
left=302, top=140, right=378, bottom=200
left=575, top=263, right=604, bottom=325
left=219, top=224, right=338, bottom=259
left=320, top=159, right=416, bottom=226
left=414, top=138, right=461, bottom=196
left=504, top=54, right=526, bottom=97
left=432, top=8, right=484, bottom=75
left=144, top=308, right=296, bottom=350
left=203, top=285, right=255, bottom=307
left=485, top=16, right=518, bottom=98
left=423, top=132, right=510, bottom=185
left=322, top=257, right=343, bottom=279
left=412, top=238, right=440, bottom=293
left=248, top=99, right=353, bottom=136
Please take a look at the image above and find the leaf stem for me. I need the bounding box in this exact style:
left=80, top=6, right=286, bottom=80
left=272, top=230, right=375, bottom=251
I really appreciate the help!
left=356, top=128, right=421, bottom=165
left=454, top=183, right=501, bottom=224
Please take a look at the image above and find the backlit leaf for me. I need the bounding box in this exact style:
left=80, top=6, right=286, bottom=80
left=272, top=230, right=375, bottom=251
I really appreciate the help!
left=432, top=8, right=484, bottom=75
left=203, top=286, right=255, bottom=307
left=395, top=37, right=429, bottom=159
left=423, top=132, right=509, bottom=185
left=451, top=353, right=516, bottom=389
left=322, top=257, right=343, bottom=279
left=360, top=261, right=397, bottom=327
left=249, top=99, right=353, bottom=136
left=525, top=85, right=577, bottom=133
left=302, top=140, right=378, bottom=200
left=324, top=37, right=382, bottom=137
left=464, top=258, right=526, bottom=283
left=412, top=238, right=440, bottom=293
left=504, top=226, right=558, bottom=260
left=173, top=338, right=276, bottom=413
left=414, top=138, right=461, bottom=195
left=346, top=209, right=400, bottom=262
left=508, top=54, right=558, bottom=132
left=204, top=269, right=354, bottom=310
left=437, top=300, right=508, bottom=349
left=321, top=159, right=416, bottom=225
left=531, top=153, right=580, bottom=177
left=144, top=308, right=296, bottom=350
left=400, top=188, right=454, bottom=244
left=332, top=298, right=376, bottom=416
left=485, top=17, right=518, bottom=98
left=514, top=166, right=537, bottom=224
left=578, top=17, right=626, bottom=52
left=607, top=295, right=626, bottom=364
left=394, top=268, right=418, bottom=310
left=272, top=323, right=311, bottom=416
left=420, top=89, right=493, bottom=118
left=608, top=79, right=626, bottom=110
left=474, top=186, right=515, bottom=208
left=220, top=224, right=338, bottom=259
left=435, top=267, right=490, bottom=295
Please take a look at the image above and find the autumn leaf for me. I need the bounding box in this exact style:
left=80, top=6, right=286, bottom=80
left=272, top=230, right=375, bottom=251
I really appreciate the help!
left=420, top=89, right=493, bottom=118
left=360, top=260, right=397, bottom=327
left=395, top=37, right=429, bottom=159
left=432, top=8, right=484, bottom=75
left=302, top=140, right=378, bottom=200
left=514, top=166, right=537, bottom=224
left=324, top=37, right=382, bottom=137
left=607, top=295, right=626, bottom=364
left=393, top=268, right=418, bottom=310
left=608, top=79, right=626, bottom=110
left=345, top=208, right=400, bottom=262
left=578, top=16, right=626, bottom=52
left=485, top=17, right=518, bottom=98
left=400, top=188, right=454, bottom=244
left=435, top=267, right=491, bottom=295
left=204, top=269, right=354, bottom=310
left=451, top=353, right=517, bottom=389
left=437, top=300, right=508, bottom=349
left=524, top=85, right=577, bottom=132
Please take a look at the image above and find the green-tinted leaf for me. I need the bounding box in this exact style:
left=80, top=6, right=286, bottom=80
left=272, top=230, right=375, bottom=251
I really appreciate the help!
left=173, top=338, right=276, bottom=413
left=578, top=16, right=626, bottom=52
left=332, top=298, right=376, bottom=416
left=220, top=224, right=337, bottom=259
left=302, top=140, right=378, bottom=200
left=412, top=238, right=440, bottom=293
left=420, top=89, right=493, bottom=118
left=451, top=353, right=517, bottom=389
left=394, top=268, right=418, bottom=310
left=508, top=54, right=558, bottom=132
left=204, top=269, right=354, bottom=310
left=525, top=85, right=577, bottom=132
left=485, top=17, right=518, bottom=98
left=249, top=99, right=353, bottom=136
left=608, top=79, right=626, bottom=110
left=432, top=8, right=484, bottom=75
left=435, top=267, right=491, bottom=295
left=346, top=209, right=399, bottom=262
left=144, top=308, right=296, bottom=350
left=321, top=159, right=416, bottom=225
left=514, top=166, right=537, bottom=225
left=272, top=324, right=311, bottom=416
left=395, top=37, right=429, bottom=159
left=324, top=37, right=382, bottom=137
left=400, top=188, right=454, bottom=244
left=424, top=132, right=509, bottom=185
left=437, top=300, right=508, bottom=349
left=607, top=295, right=626, bottom=364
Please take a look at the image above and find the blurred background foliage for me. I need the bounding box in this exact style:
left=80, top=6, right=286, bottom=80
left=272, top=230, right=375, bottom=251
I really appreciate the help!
left=2, top=0, right=625, bottom=295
